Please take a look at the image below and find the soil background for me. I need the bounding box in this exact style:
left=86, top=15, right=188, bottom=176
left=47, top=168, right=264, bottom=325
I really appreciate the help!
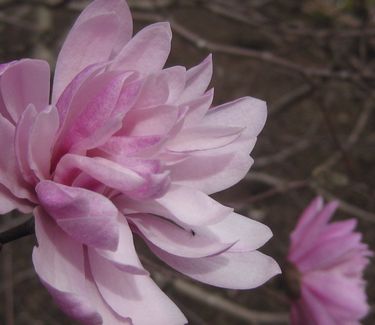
left=0, top=0, right=374, bottom=324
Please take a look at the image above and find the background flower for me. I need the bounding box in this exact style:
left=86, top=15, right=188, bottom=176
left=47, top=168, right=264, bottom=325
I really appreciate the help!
left=0, top=0, right=280, bottom=324
left=287, top=197, right=372, bottom=325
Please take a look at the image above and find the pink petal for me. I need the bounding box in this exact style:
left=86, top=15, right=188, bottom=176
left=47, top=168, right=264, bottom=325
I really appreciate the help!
left=117, top=185, right=233, bottom=227
left=32, top=207, right=102, bottom=325
left=1, top=59, right=50, bottom=123
left=111, top=22, right=172, bottom=75
left=28, top=106, right=59, bottom=180
left=36, top=181, right=119, bottom=251
left=150, top=244, right=281, bottom=289
left=0, top=184, right=32, bottom=214
left=54, top=154, right=145, bottom=193
left=73, top=0, right=132, bottom=55
left=88, top=249, right=188, bottom=324
left=166, top=126, right=243, bottom=152
left=204, top=212, right=273, bottom=252
left=53, top=13, right=120, bottom=103
left=121, top=104, right=179, bottom=137
left=169, top=133, right=256, bottom=194
left=304, top=272, right=369, bottom=320
left=57, top=71, right=133, bottom=154
left=0, top=114, right=35, bottom=201
left=289, top=201, right=338, bottom=263
left=201, top=96, right=267, bottom=137
left=289, top=197, right=324, bottom=252
left=180, top=89, right=214, bottom=129
left=178, top=54, right=212, bottom=103
left=96, top=214, right=147, bottom=275
left=129, top=213, right=234, bottom=258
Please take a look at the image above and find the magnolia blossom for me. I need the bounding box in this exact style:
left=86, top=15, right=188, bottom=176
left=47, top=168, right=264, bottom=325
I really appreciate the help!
left=287, top=197, right=372, bottom=325
left=0, top=0, right=280, bottom=324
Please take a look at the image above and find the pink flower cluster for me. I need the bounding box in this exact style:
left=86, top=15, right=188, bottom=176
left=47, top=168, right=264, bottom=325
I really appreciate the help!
left=288, top=197, right=372, bottom=325
left=0, top=0, right=280, bottom=323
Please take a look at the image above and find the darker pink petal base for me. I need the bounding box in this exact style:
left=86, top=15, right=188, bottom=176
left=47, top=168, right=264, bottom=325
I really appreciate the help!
left=287, top=197, right=372, bottom=325
left=0, top=0, right=280, bottom=324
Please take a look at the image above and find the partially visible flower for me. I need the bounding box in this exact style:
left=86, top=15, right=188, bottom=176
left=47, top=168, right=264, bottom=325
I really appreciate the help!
left=0, top=0, right=280, bottom=324
left=287, top=197, right=372, bottom=325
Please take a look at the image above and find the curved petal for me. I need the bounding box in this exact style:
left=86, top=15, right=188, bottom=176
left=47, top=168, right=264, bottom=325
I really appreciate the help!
left=28, top=106, right=59, bottom=180
left=167, top=126, right=243, bottom=152
left=149, top=243, right=281, bottom=289
left=73, top=0, right=132, bottom=55
left=111, top=22, right=172, bottom=75
left=169, top=134, right=256, bottom=194
left=178, top=54, right=212, bottom=103
left=0, top=184, right=32, bottom=214
left=0, top=114, right=34, bottom=201
left=96, top=215, right=147, bottom=275
left=36, top=181, right=119, bottom=251
left=129, top=213, right=234, bottom=258
left=1, top=59, right=50, bottom=123
left=117, top=185, right=233, bottom=227
left=204, top=212, right=273, bottom=252
left=88, top=249, right=188, bottom=325
left=201, top=96, right=267, bottom=137
left=32, top=207, right=102, bottom=325
left=53, top=13, right=120, bottom=103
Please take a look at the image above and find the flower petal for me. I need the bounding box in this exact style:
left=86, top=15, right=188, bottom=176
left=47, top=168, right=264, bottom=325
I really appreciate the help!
left=129, top=213, right=234, bottom=258
left=150, top=244, right=281, bottom=289
left=0, top=184, right=32, bottom=214
left=178, top=54, right=212, bottom=103
left=36, top=181, right=119, bottom=251
left=88, top=249, right=188, bottom=324
left=111, top=22, right=172, bottom=75
left=53, top=13, right=120, bottom=103
left=32, top=207, right=102, bottom=325
left=1, top=59, right=50, bottom=123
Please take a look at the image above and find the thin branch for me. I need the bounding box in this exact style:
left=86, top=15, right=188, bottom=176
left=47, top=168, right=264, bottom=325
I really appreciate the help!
left=0, top=218, right=35, bottom=251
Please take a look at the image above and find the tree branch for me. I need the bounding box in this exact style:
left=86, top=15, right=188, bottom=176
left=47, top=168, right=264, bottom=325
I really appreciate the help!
left=0, top=217, right=35, bottom=251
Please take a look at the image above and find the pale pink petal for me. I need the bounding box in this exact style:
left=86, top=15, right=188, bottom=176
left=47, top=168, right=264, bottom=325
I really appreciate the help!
left=129, top=213, right=234, bottom=258
left=204, top=212, right=273, bottom=252
left=53, top=13, right=121, bottom=102
left=120, top=104, right=179, bottom=137
left=178, top=54, right=212, bottom=103
left=0, top=114, right=35, bottom=201
left=1, top=59, right=50, bottom=123
left=181, top=89, right=214, bottom=129
left=54, top=154, right=145, bottom=193
left=117, top=185, right=233, bottom=227
left=150, top=244, right=281, bottom=289
left=201, top=96, right=267, bottom=137
left=73, top=0, right=132, bottom=55
left=166, top=126, right=243, bottom=152
left=169, top=133, right=256, bottom=194
left=304, top=272, right=369, bottom=320
left=0, top=184, right=32, bottom=214
left=111, top=22, right=172, bottom=75
left=14, top=104, right=39, bottom=185
left=95, top=214, right=147, bottom=275
left=289, top=201, right=338, bottom=263
left=28, top=106, right=59, bottom=180
left=289, top=196, right=324, bottom=252
left=32, top=207, right=102, bottom=325
left=36, top=181, right=119, bottom=251
left=88, top=249, right=188, bottom=324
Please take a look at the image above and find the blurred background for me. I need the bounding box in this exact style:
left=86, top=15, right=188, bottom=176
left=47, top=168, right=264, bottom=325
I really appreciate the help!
left=0, top=0, right=374, bottom=324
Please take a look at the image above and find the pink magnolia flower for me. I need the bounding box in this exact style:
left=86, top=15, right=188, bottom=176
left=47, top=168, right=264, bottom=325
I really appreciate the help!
left=0, top=0, right=280, bottom=323
left=287, top=197, right=372, bottom=325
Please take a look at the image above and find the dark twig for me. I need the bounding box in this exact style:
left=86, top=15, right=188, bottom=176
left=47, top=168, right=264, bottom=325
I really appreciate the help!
left=0, top=218, right=35, bottom=251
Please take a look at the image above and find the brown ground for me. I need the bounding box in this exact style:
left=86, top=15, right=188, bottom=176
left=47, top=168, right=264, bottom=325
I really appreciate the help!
left=0, top=0, right=374, bottom=324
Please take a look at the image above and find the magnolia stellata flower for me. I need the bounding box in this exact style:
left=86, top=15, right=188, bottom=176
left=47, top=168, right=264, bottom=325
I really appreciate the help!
left=0, top=0, right=280, bottom=323
left=287, top=197, right=372, bottom=325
